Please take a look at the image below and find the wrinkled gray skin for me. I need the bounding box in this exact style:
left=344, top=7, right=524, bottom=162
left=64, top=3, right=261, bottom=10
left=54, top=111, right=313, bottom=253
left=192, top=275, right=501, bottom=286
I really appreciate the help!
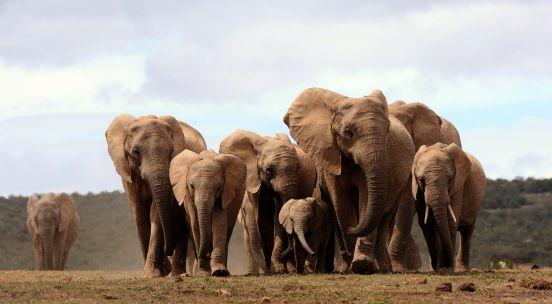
left=221, top=131, right=317, bottom=274
left=170, top=150, right=246, bottom=276
left=285, top=88, right=414, bottom=274
left=26, top=193, right=79, bottom=270
left=279, top=198, right=334, bottom=274
left=387, top=101, right=462, bottom=272
left=106, top=114, right=207, bottom=277
left=412, top=143, right=485, bottom=272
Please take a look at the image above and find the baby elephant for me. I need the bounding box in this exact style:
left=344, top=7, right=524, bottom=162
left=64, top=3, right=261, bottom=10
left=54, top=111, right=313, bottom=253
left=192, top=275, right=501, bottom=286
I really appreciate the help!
left=412, top=143, right=485, bottom=273
left=279, top=197, right=333, bottom=274
left=170, top=150, right=246, bottom=276
left=26, top=193, right=80, bottom=270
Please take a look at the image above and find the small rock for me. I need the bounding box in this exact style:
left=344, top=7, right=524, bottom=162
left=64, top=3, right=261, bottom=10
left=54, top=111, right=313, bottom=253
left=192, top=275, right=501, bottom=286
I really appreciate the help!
left=281, top=300, right=288, bottom=304
left=506, top=283, right=514, bottom=289
left=531, top=264, right=540, bottom=270
left=103, top=294, right=118, bottom=300
left=435, top=282, right=452, bottom=292
left=216, top=289, right=231, bottom=297
left=507, top=278, right=516, bottom=282
left=458, top=282, right=476, bottom=292
left=262, top=296, right=271, bottom=303
left=502, top=297, right=520, bottom=304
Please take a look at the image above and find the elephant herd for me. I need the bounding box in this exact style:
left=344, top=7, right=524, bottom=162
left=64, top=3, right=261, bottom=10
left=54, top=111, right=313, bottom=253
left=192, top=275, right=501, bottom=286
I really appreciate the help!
left=26, top=87, right=486, bottom=277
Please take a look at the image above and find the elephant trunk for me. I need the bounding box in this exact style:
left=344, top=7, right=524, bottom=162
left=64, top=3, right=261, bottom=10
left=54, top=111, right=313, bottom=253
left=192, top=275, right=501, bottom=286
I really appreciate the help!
left=426, top=187, right=453, bottom=269
left=348, top=137, right=389, bottom=236
left=279, top=179, right=299, bottom=203
left=294, top=222, right=314, bottom=255
left=37, top=218, right=55, bottom=270
left=195, top=192, right=213, bottom=260
left=145, top=163, right=177, bottom=257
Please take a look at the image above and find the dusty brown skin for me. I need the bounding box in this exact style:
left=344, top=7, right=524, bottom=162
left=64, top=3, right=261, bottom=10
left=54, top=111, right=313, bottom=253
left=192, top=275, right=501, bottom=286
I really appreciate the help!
left=279, top=197, right=334, bottom=274
left=412, top=143, right=485, bottom=272
left=387, top=101, right=462, bottom=272
left=26, top=193, right=79, bottom=270
left=169, top=150, right=246, bottom=276
left=106, top=115, right=207, bottom=277
left=220, top=131, right=316, bottom=274
left=285, top=88, right=414, bottom=274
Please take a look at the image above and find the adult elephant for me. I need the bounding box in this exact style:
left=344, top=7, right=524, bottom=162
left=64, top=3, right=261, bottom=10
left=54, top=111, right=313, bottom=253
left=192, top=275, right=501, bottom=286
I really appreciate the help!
left=106, top=114, right=207, bottom=277
left=220, top=131, right=316, bottom=274
left=387, top=101, right=462, bottom=272
left=169, top=150, right=246, bottom=276
left=26, top=193, right=80, bottom=270
left=284, top=88, right=414, bottom=274
left=412, top=143, right=485, bottom=272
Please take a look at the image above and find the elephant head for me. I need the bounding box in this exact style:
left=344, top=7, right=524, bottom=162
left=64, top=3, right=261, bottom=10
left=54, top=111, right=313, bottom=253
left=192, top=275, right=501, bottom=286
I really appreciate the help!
left=285, top=88, right=391, bottom=237
left=169, top=150, right=246, bottom=263
left=219, top=130, right=304, bottom=202
left=27, top=193, right=76, bottom=270
left=412, top=143, right=470, bottom=270
left=389, top=101, right=444, bottom=150
left=106, top=114, right=187, bottom=256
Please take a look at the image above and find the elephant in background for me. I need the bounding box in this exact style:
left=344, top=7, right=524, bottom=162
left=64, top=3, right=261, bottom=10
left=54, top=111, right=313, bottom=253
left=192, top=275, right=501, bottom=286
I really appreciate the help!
left=387, top=101, right=462, bottom=272
left=285, top=88, right=415, bottom=274
left=106, top=114, right=207, bottom=277
left=412, top=143, right=485, bottom=272
left=27, top=193, right=79, bottom=270
left=169, top=150, right=246, bottom=276
left=278, top=197, right=334, bottom=274
left=220, top=130, right=316, bottom=274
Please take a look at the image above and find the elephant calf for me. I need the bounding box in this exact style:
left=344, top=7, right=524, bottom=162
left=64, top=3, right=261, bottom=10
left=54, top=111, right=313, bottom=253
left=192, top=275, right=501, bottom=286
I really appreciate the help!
left=169, top=150, right=246, bottom=276
left=278, top=197, right=334, bottom=274
left=26, top=193, right=80, bottom=270
left=412, top=143, right=486, bottom=272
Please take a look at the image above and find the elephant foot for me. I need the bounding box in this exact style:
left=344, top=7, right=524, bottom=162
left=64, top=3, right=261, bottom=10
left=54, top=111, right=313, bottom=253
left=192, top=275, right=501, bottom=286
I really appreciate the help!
left=144, top=258, right=171, bottom=278
left=271, top=262, right=287, bottom=274
left=212, top=267, right=230, bottom=277
left=351, top=257, right=378, bottom=275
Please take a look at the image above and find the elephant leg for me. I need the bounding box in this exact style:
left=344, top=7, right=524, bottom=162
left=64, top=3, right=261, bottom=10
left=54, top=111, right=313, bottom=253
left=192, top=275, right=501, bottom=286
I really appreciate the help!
left=144, top=207, right=171, bottom=278
left=243, top=225, right=259, bottom=275
left=210, top=209, right=229, bottom=276
left=351, top=183, right=378, bottom=274
left=52, top=231, right=66, bottom=270
left=171, top=231, right=188, bottom=276
left=271, top=203, right=288, bottom=273
left=456, top=224, right=473, bottom=272
left=33, top=237, right=44, bottom=270
left=416, top=205, right=440, bottom=271
left=186, top=238, right=196, bottom=276
left=388, top=185, right=421, bottom=272
left=375, top=211, right=393, bottom=273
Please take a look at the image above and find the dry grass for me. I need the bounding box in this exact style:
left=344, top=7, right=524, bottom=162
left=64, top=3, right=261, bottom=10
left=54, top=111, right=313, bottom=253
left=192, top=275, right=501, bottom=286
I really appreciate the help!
left=0, top=269, right=551, bottom=303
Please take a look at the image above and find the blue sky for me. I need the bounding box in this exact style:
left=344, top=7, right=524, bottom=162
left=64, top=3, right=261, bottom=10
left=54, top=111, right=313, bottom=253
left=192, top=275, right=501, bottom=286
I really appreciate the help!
left=1, top=0, right=551, bottom=195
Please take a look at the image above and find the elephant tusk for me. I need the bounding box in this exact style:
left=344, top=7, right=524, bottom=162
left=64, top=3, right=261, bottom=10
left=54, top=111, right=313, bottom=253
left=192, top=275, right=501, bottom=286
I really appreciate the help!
left=424, top=204, right=430, bottom=224
left=448, top=204, right=457, bottom=224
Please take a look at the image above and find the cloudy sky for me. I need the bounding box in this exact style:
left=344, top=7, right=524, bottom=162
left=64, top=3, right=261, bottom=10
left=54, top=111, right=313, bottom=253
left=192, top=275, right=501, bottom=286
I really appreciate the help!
left=1, top=0, right=551, bottom=196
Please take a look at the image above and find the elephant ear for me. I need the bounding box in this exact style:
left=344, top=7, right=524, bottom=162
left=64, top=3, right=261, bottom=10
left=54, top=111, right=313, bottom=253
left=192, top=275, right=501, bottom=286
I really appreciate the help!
left=169, top=149, right=199, bottom=206
left=158, top=115, right=187, bottom=158
left=443, top=143, right=471, bottom=196
left=27, top=194, right=40, bottom=232
left=55, top=193, right=76, bottom=232
left=284, top=88, right=343, bottom=175
left=218, top=153, right=247, bottom=210
left=219, top=130, right=266, bottom=193
left=106, top=114, right=135, bottom=183
left=279, top=199, right=295, bottom=234
left=411, top=145, right=430, bottom=198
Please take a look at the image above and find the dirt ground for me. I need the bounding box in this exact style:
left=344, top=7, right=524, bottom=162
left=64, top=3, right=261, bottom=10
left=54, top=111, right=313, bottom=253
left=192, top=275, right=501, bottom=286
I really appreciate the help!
left=0, top=269, right=551, bottom=303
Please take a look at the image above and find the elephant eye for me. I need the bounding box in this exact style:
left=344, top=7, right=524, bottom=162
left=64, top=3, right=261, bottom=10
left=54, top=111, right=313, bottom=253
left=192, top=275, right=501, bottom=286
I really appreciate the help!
left=189, top=184, right=195, bottom=192
left=265, top=167, right=274, bottom=178
left=132, top=147, right=140, bottom=156
left=344, top=127, right=354, bottom=138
